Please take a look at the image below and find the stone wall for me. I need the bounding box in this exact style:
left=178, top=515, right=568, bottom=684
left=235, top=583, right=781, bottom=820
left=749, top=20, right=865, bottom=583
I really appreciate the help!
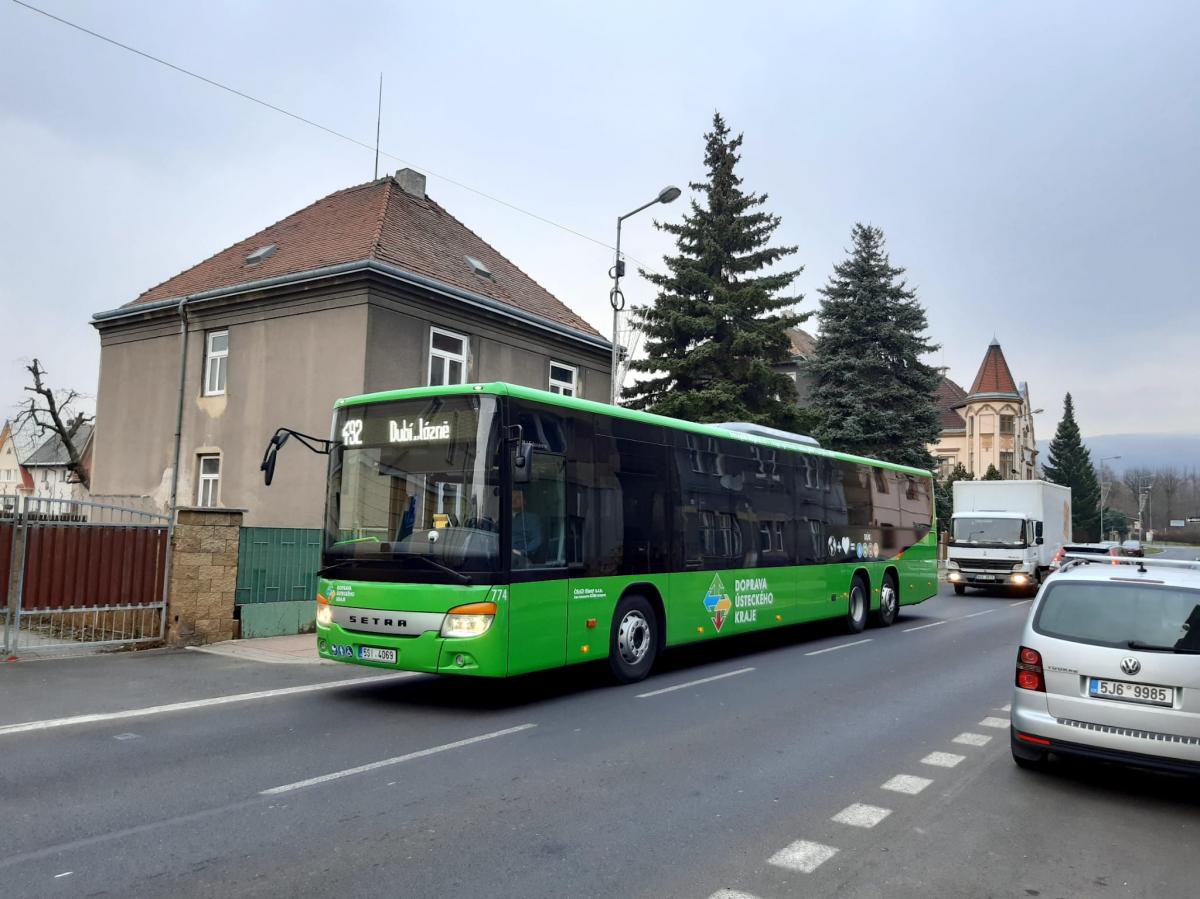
left=167, top=507, right=244, bottom=645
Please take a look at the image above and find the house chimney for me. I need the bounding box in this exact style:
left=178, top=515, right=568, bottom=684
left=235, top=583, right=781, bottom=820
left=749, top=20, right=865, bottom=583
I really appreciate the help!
left=395, top=168, right=426, bottom=199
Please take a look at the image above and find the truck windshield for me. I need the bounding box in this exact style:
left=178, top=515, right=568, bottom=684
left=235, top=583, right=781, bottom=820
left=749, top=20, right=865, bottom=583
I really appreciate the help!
left=324, top=395, right=502, bottom=581
left=952, top=517, right=1025, bottom=546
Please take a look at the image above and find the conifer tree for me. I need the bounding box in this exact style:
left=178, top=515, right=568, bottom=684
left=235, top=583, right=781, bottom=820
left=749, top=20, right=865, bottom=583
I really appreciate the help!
left=624, top=113, right=807, bottom=429
left=808, top=224, right=941, bottom=469
left=982, top=464, right=1003, bottom=481
left=1042, top=393, right=1101, bottom=540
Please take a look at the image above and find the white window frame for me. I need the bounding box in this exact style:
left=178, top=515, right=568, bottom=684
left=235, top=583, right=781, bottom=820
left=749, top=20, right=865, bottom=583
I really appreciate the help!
left=428, top=327, right=469, bottom=386
left=548, top=362, right=578, bottom=397
left=197, top=454, right=221, bottom=508
left=204, top=330, right=229, bottom=396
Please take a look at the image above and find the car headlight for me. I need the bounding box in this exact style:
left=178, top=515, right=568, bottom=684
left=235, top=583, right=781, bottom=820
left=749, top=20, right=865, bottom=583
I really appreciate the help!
left=440, top=601, right=497, bottom=638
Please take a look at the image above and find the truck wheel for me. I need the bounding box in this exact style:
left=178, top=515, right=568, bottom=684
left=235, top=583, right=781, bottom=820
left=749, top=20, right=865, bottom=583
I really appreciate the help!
left=608, top=594, right=658, bottom=684
left=953, top=583, right=966, bottom=596
left=872, top=572, right=899, bottom=627
left=846, top=576, right=869, bottom=634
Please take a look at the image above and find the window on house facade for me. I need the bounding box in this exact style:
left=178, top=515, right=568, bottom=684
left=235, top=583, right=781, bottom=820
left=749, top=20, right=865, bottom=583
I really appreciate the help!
left=428, top=328, right=468, bottom=386
left=1000, top=414, right=1015, bottom=435
left=203, top=330, right=229, bottom=396
left=548, top=362, right=578, bottom=397
left=999, top=451, right=1015, bottom=478
left=197, top=455, right=221, bottom=507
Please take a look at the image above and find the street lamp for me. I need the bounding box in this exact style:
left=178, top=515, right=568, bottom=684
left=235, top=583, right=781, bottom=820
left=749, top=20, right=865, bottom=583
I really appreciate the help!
left=1098, top=455, right=1121, bottom=539
left=609, top=185, right=682, bottom=404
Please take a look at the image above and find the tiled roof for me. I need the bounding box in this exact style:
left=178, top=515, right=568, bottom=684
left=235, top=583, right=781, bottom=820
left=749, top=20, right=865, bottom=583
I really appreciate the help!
left=23, top=424, right=94, bottom=467
left=934, top=375, right=968, bottom=430
left=124, top=174, right=602, bottom=339
left=786, top=327, right=817, bottom=358
left=968, top=339, right=1020, bottom=397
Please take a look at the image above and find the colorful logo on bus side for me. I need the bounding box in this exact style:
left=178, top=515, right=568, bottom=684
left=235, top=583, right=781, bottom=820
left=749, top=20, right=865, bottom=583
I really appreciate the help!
left=703, top=574, right=733, bottom=632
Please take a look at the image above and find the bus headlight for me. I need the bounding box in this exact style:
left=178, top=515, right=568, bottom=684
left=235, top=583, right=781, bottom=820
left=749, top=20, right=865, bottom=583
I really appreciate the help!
left=440, top=602, right=497, bottom=638
left=316, top=594, right=333, bottom=627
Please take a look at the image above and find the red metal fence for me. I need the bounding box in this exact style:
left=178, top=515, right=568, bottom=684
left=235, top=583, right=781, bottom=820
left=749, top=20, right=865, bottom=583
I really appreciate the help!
left=21, top=523, right=167, bottom=610
left=3, top=497, right=170, bottom=655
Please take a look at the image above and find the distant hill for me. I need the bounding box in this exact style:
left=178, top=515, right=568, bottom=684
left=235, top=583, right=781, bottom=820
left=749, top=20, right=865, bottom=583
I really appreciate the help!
left=1036, top=433, right=1200, bottom=473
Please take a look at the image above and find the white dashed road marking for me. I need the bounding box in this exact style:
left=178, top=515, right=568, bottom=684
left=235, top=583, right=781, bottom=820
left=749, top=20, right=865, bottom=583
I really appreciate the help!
left=1000, top=703, right=1011, bottom=712
left=635, top=667, right=755, bottom=698
left=805, top=638, right=872, bottom=656
left=960, top=609, right=995, bottom=619
left=832, top=803, right=892, bottom=828
left=979, top=716, right=1009, bottom=729
left=260, top=724, right=537, bottom=795
left=902, top=620, right=946, bottom=633
left=1010, top=599, right=1033, bottom=607
left=921, top=751, right=965, bottom=768
left=953, top=732, right=992, bottom=747
left=768, top=840, right=839, bottom=873
left=709, top=891, right=763, bottom=899
left=881, top=774, right=933, bottom=795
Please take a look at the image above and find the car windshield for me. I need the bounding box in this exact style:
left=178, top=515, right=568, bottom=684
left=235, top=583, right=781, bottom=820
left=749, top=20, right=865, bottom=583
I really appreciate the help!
left=952, top=517, right=1025, bottom=546
left=1035, top=581, right=1200, bottom=650
left=324, top=395, right=502, bottom=580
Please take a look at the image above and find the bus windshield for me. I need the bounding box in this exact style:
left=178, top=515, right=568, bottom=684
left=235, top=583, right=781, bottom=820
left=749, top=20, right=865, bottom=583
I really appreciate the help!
left=324, top=395, right=502, bottom=580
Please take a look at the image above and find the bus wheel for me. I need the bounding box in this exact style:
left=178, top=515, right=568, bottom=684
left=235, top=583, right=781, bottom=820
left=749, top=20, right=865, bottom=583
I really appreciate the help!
left=873, top=573, right=899, bottom=627
left=608, top=594, right=658, bottom=684
left=846, top=576, right=868, bottom=634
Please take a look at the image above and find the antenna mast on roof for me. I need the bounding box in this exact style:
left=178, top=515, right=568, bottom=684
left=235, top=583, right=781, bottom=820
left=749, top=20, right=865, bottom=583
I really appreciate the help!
left=373, top=73, right=383, bottom=180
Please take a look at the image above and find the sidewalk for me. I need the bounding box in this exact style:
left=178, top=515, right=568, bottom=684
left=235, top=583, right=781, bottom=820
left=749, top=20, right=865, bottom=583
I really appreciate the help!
left=187, top=633, right=328, bottom=665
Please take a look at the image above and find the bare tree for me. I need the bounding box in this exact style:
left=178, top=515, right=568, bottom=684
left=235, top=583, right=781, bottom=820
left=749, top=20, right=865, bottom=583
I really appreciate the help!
left=15, top=359, right=93, bottom=491
left=1156, top=467, right=1182, bottom=526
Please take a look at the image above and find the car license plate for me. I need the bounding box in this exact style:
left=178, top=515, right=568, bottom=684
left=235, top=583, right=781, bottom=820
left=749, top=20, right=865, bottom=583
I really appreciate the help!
left=1088, top=678, right=1173, bottom=707
left=359, top=646, right=397, bottom=664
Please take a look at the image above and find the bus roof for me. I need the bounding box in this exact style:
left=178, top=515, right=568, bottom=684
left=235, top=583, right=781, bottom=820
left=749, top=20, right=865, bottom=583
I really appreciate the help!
left=334, top=382, right=933, bottom=478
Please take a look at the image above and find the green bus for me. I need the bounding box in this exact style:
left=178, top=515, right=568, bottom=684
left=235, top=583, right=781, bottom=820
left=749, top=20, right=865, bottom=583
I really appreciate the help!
left=262, top=383, right=937, bottom=683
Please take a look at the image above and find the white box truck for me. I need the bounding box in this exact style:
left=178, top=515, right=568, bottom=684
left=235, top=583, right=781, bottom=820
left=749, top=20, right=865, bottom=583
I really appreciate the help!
left=947, top=480, right=1071, bottom=595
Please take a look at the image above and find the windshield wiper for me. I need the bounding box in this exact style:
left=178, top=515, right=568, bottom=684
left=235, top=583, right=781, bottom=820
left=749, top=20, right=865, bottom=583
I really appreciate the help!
left=1127, top=640, right=1200, bottom=655
left=406, top=554, right=473, bottom=585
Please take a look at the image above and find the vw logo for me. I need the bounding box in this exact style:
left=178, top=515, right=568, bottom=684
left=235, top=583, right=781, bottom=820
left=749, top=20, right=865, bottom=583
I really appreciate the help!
left=1120, top=657, right=1141, bottom=676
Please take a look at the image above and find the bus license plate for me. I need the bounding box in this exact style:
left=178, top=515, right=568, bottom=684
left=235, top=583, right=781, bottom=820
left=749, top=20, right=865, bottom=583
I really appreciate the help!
left=359, top=646, right=397, bottom=664
left=1088, top=678, right=1173, bottom=707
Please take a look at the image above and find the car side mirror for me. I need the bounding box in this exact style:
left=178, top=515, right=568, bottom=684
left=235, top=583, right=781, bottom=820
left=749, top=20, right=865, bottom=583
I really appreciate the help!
left=513, top=441, right=534, bottom=485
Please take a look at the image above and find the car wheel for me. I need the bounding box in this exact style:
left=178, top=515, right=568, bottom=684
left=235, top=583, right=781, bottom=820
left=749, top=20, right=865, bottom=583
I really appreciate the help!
left=608, top=594, right=658, bottom=684
left=846, top=576, right=868, bottom=634
left=953, top=583, right=966, bottom=596
left=872, top=572, right=899, bottom=627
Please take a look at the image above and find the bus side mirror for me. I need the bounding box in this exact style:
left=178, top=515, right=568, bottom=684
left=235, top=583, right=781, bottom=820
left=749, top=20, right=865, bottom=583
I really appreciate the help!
left=260, top=431, right=291, bottom=486
left=513, top=441, right=534, bottom=485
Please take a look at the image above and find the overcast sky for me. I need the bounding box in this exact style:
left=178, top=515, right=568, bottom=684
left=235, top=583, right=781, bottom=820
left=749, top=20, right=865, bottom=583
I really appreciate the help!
left=2, top=1, right=1197, bottom=441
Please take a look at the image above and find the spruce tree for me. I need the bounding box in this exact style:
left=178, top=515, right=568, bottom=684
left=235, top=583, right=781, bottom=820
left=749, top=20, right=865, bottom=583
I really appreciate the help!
left=982, top=464, right=1003, bottom=481
left=624, top=113, right=807, bottom=429
left=1042, top=393, right=1102, bottom=540
left=808, top=224, right=941, bottom=469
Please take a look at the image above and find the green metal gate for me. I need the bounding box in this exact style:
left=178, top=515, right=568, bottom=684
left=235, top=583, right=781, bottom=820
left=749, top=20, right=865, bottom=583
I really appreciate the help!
left=234, top=527, right=321, bottom=637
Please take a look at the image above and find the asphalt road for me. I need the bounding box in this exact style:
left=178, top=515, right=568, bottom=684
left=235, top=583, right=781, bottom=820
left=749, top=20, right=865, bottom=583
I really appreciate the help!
left=1, top=580, right=1196, bottom=899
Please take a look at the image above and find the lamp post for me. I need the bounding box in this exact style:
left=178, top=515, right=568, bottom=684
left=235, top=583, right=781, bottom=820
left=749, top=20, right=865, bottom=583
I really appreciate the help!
left=609, top=185, right=682, bottom=404
left=1098, top=455, right=1121, bottom=539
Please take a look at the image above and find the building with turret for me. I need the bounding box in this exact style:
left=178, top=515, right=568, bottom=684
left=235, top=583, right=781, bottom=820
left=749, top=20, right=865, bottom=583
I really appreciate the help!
left=929, top=339, right=1038, bottom=480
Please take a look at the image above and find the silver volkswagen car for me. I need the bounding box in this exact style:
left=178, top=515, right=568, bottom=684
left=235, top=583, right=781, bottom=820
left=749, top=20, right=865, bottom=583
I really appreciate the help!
left=1011, top=555, right=1200, bottom=774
